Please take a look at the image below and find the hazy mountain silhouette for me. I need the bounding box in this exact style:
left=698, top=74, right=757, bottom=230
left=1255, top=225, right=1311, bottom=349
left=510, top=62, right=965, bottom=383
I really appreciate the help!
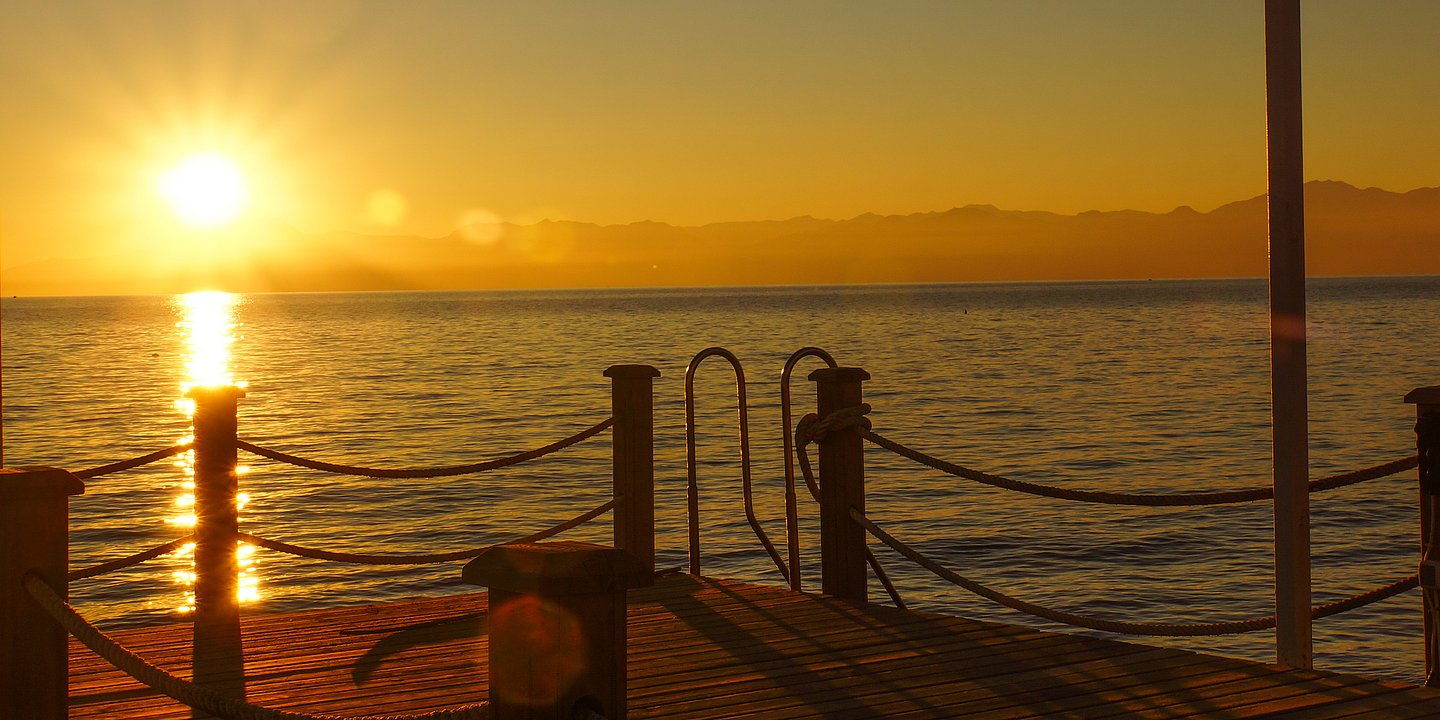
left=5, top=181, right=1437, bottom=296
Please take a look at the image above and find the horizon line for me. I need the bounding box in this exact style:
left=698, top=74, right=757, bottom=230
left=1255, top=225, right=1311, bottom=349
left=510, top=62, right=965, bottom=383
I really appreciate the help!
left=7, top=272, right=1438, bottom=301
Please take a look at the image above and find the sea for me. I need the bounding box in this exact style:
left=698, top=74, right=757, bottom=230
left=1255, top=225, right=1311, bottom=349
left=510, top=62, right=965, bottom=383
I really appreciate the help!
left=2, top=277, right=1437, bottom=683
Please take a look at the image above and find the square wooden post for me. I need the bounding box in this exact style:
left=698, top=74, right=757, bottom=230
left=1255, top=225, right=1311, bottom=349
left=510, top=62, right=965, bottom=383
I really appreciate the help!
left=605, top=365, right=660, bottom=574
left=463, top=541, right=650, bottom=719
left=0, top=466, right=84, bottom=720
left=1407, top=385, right=1440, bottom=686
left=188, top=385, right=246, bottom=700
left=809, top=367, right=869, bottom=602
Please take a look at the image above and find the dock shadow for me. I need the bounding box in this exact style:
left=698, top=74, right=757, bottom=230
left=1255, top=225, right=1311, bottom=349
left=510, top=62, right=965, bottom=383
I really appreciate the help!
left=645, top=575, right=954, bottom=717
left=347, top=611, right=486, bottom=685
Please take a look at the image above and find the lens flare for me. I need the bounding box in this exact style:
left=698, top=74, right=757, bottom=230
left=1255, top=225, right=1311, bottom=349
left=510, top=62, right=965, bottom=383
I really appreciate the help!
left=366, top=188, right=409, bottom=227
left=489, top=596, right=586, bottom=706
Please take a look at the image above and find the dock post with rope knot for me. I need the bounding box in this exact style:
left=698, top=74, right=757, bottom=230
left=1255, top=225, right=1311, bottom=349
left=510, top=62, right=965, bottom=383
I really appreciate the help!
left=807, top=367, right=871, bottom=603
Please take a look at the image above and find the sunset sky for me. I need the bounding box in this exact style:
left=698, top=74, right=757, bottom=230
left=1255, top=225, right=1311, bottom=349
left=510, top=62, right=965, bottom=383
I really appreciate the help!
left=1, top=1, right=1437, bottom=289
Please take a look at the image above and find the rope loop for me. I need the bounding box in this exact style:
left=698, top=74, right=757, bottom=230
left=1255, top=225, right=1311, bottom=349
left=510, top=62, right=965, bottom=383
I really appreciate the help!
left=795, top=403, right=872, bottom=446
left=25, top=573, right=489, bottom=720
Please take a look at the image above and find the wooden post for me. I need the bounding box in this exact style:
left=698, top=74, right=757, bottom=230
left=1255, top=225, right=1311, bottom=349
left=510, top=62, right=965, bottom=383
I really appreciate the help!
left=1265, top=0, right=1312, bottom=670
left=187, top=385, right=246, bottom=700
left=809, top=367, right=869, bottom=602
left=605, top=364, right=660, bottom=574
left=1407, top=385, right=1440, bottom=686
left=0, top=466, right=84, bottom=720
left=462, top=541, right=650, bottom=719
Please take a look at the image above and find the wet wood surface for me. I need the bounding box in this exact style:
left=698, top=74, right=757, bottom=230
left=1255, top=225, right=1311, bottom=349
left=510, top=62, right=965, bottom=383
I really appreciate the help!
left=69, top=574, right=1440, bottom=719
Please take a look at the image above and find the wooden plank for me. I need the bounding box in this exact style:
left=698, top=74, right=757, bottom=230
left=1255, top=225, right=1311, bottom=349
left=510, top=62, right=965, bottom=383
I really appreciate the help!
left=640, top=644, right=1180, bottom=719
left=67, top=574, right=1440, bottom=720
left=628, top=617, right=1160, bottom=694
left=735, top=649, right=1238, bottom=720
left=1272, top=686, right=1440, bottom=720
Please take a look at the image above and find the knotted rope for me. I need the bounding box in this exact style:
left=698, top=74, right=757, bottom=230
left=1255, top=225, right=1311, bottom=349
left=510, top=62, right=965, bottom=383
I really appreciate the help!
left=239, top=498, right=615, bottom=565
left=75, top=443, right=194, bottom=480
left=790, top=402, right=905, bottom=607
left=851, top=508, right=1418, bottom=636
left=236, top=418, right=613, bottom=479
left=794, top=404, right=872, bottom=446
left=69, top=536, right=195, bottom=581
left=25, top=573, right=489, bottom=720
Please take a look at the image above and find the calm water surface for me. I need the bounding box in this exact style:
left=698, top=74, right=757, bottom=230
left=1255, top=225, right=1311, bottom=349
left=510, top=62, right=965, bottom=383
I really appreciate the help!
left=2, top=278, right=1437, bottom=682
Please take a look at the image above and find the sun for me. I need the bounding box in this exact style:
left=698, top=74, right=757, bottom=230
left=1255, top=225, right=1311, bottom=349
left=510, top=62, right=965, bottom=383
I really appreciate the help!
left=158, top=152, right=250, bottom=229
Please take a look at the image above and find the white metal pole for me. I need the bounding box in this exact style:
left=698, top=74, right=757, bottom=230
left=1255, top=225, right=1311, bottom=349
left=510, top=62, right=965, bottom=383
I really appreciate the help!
left=1264, top=0, right=1311, bottom=669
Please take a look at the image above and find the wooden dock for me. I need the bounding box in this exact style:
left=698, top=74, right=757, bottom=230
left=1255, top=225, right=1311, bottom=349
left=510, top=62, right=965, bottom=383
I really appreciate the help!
left=70, top=574, right=1440, bottom=719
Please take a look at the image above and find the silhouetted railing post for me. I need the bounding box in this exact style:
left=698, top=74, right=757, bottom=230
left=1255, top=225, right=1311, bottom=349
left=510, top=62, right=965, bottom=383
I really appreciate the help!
left=463, top=541, right=649, bottom=719
left=1408, top=385, right=1440, bottom=687
left=809, top=367, right=869, bottom=602
left=187, top=385, right=246, bottom=701
left=605, top=364, right=660, bottom=573
left=0, top=466, right=83, bottom=720
left=1266, top=0, right=1312, bottom=670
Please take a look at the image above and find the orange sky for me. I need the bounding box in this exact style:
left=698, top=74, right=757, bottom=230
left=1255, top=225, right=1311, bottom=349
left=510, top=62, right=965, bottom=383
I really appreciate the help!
left=1, top=1, right=1437, bottom=286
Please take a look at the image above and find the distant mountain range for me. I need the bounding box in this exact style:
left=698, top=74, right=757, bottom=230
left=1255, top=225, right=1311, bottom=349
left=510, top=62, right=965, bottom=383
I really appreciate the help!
left=6, top=180, right=1438, bottom=296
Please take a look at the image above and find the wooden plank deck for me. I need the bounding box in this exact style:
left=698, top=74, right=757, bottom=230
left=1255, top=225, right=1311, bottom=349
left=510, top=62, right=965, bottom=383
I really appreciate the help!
left=69, top=574, right=1440, bottom=719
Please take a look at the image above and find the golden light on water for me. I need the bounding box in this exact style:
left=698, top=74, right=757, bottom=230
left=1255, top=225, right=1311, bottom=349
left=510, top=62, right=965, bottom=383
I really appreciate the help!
left=168, top=291, right=260, bottom=611
left=178, top=291, right=242, bottom=391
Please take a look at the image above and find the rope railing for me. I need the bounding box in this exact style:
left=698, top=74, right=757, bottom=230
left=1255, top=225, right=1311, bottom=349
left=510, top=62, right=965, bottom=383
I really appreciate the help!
left=236, top=418, right=614, bottom=479
left=239, top=498, right=617, bottom=565
left=791, top=403, right=1424, bottom=632
left=851, top=506, right=1418, bottom=636
left=69, top=535, right=195, bottom=581
left=797, top=404, right=1417, bottom=506
left=74, top=443, right=194, bottom=480
left=868, top=428, right=1418, bottom=506
left=23, top=573, right=490, bottom=720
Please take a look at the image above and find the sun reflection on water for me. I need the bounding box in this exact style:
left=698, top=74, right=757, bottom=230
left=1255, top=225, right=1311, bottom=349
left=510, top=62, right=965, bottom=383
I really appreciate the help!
left=169, top=291, right=259, bottom=612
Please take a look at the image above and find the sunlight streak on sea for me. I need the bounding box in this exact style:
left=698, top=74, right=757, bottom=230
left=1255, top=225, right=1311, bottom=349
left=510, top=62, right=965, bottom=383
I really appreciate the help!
left=167, top=291, right=259, bottom=612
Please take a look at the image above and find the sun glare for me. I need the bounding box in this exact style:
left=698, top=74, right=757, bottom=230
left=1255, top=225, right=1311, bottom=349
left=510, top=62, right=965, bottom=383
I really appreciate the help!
left=158, top=152, right=250, bottom=228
